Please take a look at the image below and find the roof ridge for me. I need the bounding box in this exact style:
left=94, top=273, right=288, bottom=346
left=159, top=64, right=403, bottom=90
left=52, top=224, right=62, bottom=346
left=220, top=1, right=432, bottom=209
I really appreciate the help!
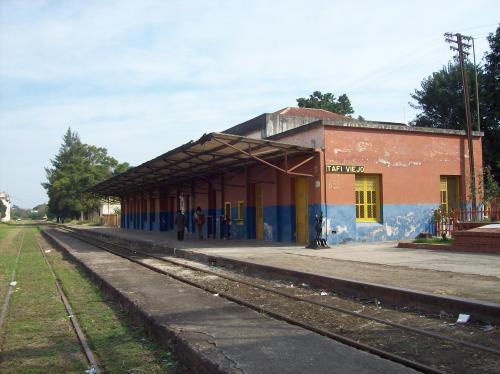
left=277, top=106, right=345, bottom=115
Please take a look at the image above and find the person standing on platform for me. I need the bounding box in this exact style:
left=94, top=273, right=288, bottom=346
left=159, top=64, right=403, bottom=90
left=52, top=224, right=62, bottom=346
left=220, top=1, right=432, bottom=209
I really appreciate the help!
left=175, top=210, right=186, bottom=241
left=219, top=215, right=226, bottom=239
left=194, top=206, right=205, bottom=239
left=225, top=214, right=231, bottom=240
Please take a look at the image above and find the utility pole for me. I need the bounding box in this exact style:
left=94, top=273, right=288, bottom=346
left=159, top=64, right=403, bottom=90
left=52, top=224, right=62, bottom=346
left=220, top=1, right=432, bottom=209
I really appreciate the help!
left=444, top=32, right=476, bottom=210
left=471, top=37, right=481, bottom=132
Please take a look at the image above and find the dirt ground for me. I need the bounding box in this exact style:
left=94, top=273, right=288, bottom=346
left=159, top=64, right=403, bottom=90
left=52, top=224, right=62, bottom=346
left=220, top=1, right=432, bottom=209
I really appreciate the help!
left=79, top=227, right=500, bottom=304
left=144, top=252, right=500, bottom=374
left=238, top=252, right=500, bottom=303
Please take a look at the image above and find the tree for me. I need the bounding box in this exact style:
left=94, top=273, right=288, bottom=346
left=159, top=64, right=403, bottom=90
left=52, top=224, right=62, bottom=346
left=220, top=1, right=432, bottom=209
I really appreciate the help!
left=30, top=203, right=48, bottom=220
left=477, top=167, right=500, bottom=205
left=11, top=205, right=30, bottom=220
left=409, top=62, right=480, bottom=129
left=482, top=26, right=500, bottom=182
left=0, top=200, right=6, bottom=219
left=410, top=25, right=500, bottom=181
left=43, top=128, right=130, bottom=222
left=297, top=91, right=355, bottom=115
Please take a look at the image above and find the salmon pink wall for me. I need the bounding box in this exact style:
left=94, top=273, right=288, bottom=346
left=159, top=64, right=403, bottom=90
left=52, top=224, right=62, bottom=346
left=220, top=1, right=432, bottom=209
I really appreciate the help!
left=324, top=127, right=483, bottom=205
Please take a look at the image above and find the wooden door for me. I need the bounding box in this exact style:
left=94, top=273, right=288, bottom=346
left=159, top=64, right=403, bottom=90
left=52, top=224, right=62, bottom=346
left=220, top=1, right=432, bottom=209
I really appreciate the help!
left=255, top=184, right=264, bottom=240
left=295, top=178, right=309, bottom=244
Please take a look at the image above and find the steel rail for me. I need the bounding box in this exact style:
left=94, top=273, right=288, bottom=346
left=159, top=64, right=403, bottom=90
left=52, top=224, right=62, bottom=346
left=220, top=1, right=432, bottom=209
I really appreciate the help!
left=62, top=227, right=500, bottom=356
left=36, top=235, right=100, bottom=373
left=0, top=231, right=25, bottom=331
left=55, top=227, right=445, bottom=374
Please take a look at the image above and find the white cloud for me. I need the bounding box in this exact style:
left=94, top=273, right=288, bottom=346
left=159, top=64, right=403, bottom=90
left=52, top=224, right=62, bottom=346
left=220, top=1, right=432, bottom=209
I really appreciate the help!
left=0, top=0, right=498, bottom=207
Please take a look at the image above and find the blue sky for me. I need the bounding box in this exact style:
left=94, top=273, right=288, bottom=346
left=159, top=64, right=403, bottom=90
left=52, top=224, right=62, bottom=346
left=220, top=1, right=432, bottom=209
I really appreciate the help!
left=0, top=0, right=498, bottom=208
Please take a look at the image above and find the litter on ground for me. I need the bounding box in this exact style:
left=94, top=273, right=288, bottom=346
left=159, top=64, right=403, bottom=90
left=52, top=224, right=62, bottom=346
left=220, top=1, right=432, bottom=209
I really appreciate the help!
left=456, top=314, right=470, bottom=324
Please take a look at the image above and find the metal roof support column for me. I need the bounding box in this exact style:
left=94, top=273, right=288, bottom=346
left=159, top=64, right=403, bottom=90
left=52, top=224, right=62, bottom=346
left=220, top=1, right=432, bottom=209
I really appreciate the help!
left=176, top=187, right=180, bottom=212
left=146, top=192, right=151, bottom=231
left=245, top=167, right=250, bottom=240
left=153, top=190, right=160, bottom=232
left=207, top=181, right=214, bottom=238
left=275, top=168, right=281, bottom=241
left=191, top=180, right=196, bottom=212
left=221, top=173, right=225, bottom=239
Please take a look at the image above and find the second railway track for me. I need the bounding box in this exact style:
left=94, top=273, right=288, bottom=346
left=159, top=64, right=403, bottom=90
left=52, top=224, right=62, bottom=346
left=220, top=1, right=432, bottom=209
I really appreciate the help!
left=53, top=227, right=500, bottom=374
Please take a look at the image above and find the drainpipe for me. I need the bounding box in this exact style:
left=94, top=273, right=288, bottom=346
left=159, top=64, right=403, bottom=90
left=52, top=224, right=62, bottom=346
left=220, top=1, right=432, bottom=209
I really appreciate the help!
left=322, top=149, right=329, bottom=241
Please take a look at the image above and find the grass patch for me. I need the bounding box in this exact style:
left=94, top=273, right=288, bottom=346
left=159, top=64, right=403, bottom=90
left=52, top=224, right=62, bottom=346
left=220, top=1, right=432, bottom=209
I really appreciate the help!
left=39, top=230, right=175, bottom=372
left=0, top=227, right=24, bottom=309
left=0, top=227, right=175, bottom=372
left=413, top=237, right=453, bottom=244
left=66, top=219, right=101, bottom=226
left=0, top=227, right=88, bottom=372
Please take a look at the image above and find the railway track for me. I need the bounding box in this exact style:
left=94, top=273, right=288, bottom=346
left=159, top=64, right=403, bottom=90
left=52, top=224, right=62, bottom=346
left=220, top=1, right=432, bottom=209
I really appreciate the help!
left=54, top=227, right=500, bottom=374
left=1, top=228, right=99, bottom=373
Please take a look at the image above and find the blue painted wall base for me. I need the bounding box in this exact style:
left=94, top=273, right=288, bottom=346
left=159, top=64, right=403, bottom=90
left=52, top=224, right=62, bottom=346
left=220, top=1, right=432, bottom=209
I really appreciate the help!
left=121, top=203, right=438, bottom=244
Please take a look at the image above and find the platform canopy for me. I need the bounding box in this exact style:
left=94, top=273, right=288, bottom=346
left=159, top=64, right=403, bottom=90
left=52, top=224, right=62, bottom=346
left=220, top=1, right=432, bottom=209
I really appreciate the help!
left=87, top=132, right=317, bottom=197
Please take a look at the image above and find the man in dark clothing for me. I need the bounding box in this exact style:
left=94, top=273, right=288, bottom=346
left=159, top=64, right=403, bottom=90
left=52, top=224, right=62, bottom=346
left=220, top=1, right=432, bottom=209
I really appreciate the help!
left=225, top=214, right=231, bottom=240
left=175, top=210, right=186, bottom=241
left=194, top=206, right=205, bottom=239
left=219, top=215, right=225, bottom=239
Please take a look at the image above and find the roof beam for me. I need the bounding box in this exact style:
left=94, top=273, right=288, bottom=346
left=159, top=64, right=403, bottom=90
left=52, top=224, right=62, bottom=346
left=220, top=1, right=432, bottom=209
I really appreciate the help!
left=212, top=137, right=314, bottom=177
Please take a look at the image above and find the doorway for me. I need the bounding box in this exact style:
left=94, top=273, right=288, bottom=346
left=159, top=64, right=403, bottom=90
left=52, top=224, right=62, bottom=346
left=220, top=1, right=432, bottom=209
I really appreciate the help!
left=255, top=184, right=264, bottom=240
left=295, top=178, right=309, bottom=244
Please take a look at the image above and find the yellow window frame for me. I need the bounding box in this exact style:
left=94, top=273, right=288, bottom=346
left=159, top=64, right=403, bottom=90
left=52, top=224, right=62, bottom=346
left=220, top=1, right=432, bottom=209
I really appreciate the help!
left=440, top=177, right=448, bottom=214
left=440, top=176, right=460, bottom=215
left=355, top=175, right=380, bottom=222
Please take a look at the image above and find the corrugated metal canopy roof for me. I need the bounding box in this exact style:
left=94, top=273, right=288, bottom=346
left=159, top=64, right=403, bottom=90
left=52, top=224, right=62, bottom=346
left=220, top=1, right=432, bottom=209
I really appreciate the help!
left=87, top=132, right=316, bottom=197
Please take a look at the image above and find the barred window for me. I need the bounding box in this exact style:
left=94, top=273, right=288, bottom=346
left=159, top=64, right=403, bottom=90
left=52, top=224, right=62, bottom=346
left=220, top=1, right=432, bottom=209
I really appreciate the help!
left=355, top=175, right=380, bottom=222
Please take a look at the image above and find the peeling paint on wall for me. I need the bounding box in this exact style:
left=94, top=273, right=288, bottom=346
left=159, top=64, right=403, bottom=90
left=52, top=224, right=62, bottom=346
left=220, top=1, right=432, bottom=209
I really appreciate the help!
left=356, top=142, right=372, bottom=152
left=264, top=222, right=273, bottom=241
left=393, top=161, right=422, bottom=167
left=335, top=225, right=348, bottom=234
left=333, top=148, right=352, bottom=155
left=324, top=203, right=438, bottom=244
left=377, top=158, right=391, bottom=166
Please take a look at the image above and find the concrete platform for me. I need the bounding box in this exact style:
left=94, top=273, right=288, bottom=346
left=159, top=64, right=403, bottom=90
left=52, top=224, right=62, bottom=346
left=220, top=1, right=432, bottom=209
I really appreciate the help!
left=76, top=227, right=500, bottom=277
left=43, top=228, right=415, bottom=374
left=76, top=227, right=500, bottom=297
left=68, top=226, right=500, bottom=324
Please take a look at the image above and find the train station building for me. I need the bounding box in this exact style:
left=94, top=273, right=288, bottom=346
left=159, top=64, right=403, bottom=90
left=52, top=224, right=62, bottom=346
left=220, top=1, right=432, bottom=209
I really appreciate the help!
left=89, top=107, right=483, bottom=245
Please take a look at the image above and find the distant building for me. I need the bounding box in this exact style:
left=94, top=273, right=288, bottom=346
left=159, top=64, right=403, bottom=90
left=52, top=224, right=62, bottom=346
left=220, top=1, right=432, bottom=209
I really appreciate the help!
left=0, top=192, right=11, bottom=222
left=100, top=200, right=120, bottom=216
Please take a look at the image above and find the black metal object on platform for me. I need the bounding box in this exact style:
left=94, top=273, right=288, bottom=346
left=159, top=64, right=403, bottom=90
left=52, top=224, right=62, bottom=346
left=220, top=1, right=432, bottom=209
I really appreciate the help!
left=307, top=212, right=331, bottom=249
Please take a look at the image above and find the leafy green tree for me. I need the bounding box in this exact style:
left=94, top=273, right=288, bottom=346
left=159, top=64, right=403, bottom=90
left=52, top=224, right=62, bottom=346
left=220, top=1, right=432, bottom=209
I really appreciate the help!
left=409, top=62, right=480, bottom=129
left=43, top=128, right=130, bottom=222
left=478, top=167, right=500, bottom=205
left=482, top=26, right=500, bottom=182
left=297, top=91, right=354, bottom=115
left=29, top=203, right=48, bottom=220
left=0, top=200, right=6, bottom=219
left=410, top=25, right=499, bottom=181
left=11, top=205, right=30, bottom=220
